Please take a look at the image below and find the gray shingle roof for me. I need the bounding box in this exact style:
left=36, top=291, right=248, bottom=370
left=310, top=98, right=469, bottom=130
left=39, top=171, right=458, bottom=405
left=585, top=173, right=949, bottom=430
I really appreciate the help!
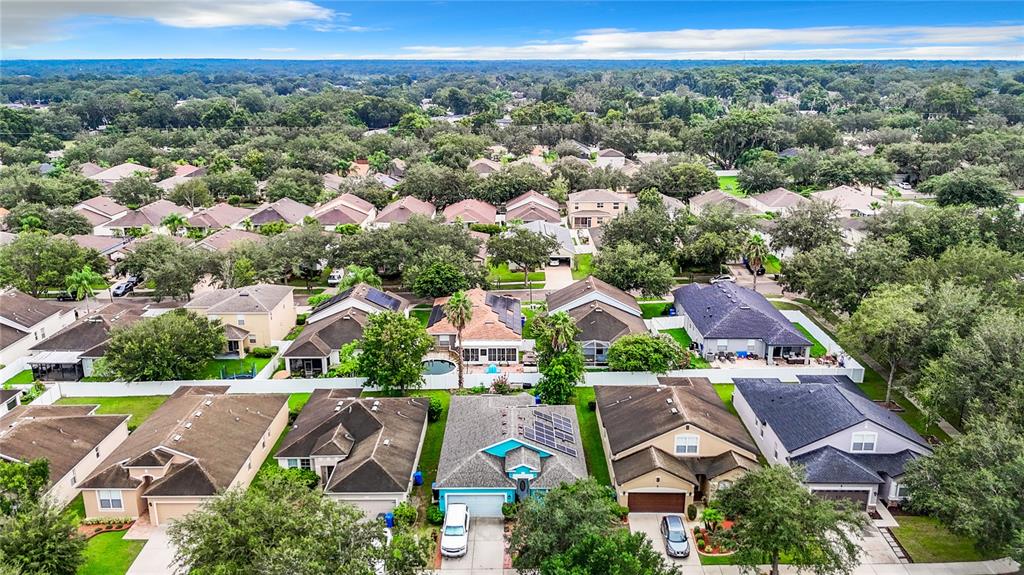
left=673, top=283, right=811, bottom=346
left=435, top=395, right=587, bottom=490
left=0, top=289, right=62, bottom=330
left=733, top=378, right=931, bottom=452
left=185, top=284, right=293, bottom=314
left=791, top=446, right=919, bottom=484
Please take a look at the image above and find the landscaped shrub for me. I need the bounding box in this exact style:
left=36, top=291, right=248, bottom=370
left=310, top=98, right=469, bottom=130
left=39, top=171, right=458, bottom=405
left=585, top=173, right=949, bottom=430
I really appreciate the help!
left=501, top=502, right=518, bottom=519
left=296, top=313, right=309, bottom=326
left=307, top=293, right=332, bottom=307
left=227, top=195, right=242, bottom=206
left=614, top=504, right=630, bottom=520
left=587, top=400, right=596, bottom=411
left=249, top=346, right=278, bottom=358
left=393, top=501, right=417, bottom=526
left=491, top=374, right=511, bottom=394
left=427, top=397, right=443, bottom=422
left=687, top=503, right=697, bottom=521
left=426, top=505, right=444, bottom=525
left=80, top=516, right=133, bottom=526
left=469, top=223, right=502, bottom=235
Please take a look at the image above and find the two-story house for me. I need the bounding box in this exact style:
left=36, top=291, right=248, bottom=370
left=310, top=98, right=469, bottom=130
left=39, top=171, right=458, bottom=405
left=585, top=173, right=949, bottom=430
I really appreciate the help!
left=567, top=189, right=631, bottom=229
left=184, top=284, right=295, bottom=357
left=733, top=376, right=932, bottom=510
left=0, top=289, right=70, bottom=367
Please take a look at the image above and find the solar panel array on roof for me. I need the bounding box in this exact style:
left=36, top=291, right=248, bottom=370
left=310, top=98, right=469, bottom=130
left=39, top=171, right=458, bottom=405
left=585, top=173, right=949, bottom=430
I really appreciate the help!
left=365, top=287, right=401, bottom=311
left=524, top=411, right=578, bottom=457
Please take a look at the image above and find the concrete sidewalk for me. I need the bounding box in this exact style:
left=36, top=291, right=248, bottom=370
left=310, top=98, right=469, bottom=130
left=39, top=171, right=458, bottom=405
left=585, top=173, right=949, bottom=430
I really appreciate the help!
left=126, top=528, right=177, bottom=575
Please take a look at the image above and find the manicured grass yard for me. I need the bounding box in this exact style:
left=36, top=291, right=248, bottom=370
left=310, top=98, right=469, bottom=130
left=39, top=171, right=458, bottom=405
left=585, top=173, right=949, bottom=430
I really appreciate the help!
left=197, top=356, right=271, bottom=379
left=793, top=323, right=827, bottom=358
left=573, top=388, right=611, bottom=486
left=712, top=384, right=738, bottom=416
left=571, top=253, right=593, bottom=280
left=410, top=307, right=432, bottom=327
left=65, top=493, right=86, bottom=520
left=718, top=175, right=745, bottom=197
left=77, top=530, right=146, bottom=575
left=1, top=369, right=33, bottom=386
left=640, top=301, right=672, bottom=319
left=57, top=396, right=169, bottom=429
left=521, top=306, right=538, bottom=339
left=403, top=390, right=452, bottom=510
left=660, top=328, right=712, bottom=369
left=489, top=263, right=545, bottom=287
left=764, top=254, right=781, bottom=275
left=891, top=515, right=996, bottom=563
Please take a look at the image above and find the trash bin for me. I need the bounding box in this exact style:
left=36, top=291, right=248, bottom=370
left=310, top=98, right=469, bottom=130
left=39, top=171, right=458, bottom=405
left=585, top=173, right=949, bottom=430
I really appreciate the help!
left=413, top=471, right=423, bottom=486
left=384, top=512, right=394, bottom=528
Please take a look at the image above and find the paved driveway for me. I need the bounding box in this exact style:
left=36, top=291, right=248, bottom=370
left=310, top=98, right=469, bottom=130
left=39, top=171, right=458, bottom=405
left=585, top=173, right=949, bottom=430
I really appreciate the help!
left=629, top=513, right=700, bottom=568
left=126, top=527, right=177, bottom=575
left=857, top=522, right=900, bottom=564
left=440, top=517, right=506, bottom=575
left=544, top=263, right=575, bottom=291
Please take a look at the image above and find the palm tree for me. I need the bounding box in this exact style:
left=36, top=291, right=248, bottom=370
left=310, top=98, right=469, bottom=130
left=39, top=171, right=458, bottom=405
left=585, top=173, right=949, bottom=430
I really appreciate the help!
left=161, top=213, right=188, bottom=235
left=884, top=186, right=901, bottom=207
left=444, top=290, right=473, bottom=389
left=339, top=264, right=382, bottom=289
left=743, top=234, right=769, bottom=293
left=65, top=265, right=104, bottom=312
left=544, top=311, right=578, bottom=353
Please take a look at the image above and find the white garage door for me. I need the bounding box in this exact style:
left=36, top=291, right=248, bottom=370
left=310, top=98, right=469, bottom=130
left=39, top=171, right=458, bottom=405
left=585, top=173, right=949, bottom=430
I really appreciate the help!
left=348, top=499, right=398, bottom=518
left=446, top=493, right=505, bottom=517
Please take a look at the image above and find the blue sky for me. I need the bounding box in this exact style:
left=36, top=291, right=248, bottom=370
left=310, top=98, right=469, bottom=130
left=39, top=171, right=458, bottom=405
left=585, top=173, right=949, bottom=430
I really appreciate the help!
left=2, top=1, right=1022, bottom=60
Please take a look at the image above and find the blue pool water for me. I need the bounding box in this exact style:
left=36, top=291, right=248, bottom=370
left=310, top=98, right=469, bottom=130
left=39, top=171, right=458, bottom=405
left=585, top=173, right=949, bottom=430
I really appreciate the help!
left=422, top=359, right=456, bottom=375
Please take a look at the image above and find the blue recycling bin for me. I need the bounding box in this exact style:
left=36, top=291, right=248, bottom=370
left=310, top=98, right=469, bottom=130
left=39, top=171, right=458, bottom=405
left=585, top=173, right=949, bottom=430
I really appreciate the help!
left=668, top=306, right=677, bottom=316
left=384, top=512, right=394, bottom=528
left=413, top=471, right=423, bottom=486
left=534, top=394, right=541, bottom=405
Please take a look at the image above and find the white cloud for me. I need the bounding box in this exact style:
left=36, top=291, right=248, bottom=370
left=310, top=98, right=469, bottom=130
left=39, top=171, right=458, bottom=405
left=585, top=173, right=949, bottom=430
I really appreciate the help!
left=374, top=24, right=1024, bottom=60
left=1, top=0, right=334, bottom=49
left=261, top=47, right=298, bottom=53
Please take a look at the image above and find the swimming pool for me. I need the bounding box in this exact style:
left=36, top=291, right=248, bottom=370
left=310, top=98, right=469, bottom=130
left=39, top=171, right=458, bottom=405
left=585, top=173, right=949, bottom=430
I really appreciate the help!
left=422, top=359, right=456, bottom=375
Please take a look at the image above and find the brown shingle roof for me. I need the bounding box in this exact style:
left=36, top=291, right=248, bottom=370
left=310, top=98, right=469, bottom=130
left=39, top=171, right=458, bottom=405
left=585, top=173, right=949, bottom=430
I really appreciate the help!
left=375, top=196, right=435, bottom=224
left=595, top=378, right=757, bottom=456
left=187, top=203, right=253, bottom=228
left=443, top=199, right=497, bottom=224
left=250, top=198, right=312, bottom=225
left=184, top=284, right=293, bottom=314
left=545, top=276, right=640, bottom=316
left=80, top=387, right=288, bottom=495
left=0, top=288, right=62, bottom=330
left=195, top=228, right=264, bottom=252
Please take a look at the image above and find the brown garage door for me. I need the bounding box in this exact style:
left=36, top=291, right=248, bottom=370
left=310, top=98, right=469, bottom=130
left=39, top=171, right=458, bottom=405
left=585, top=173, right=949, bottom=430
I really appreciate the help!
left=812, top=490, right=870, bottom=509
left=628, top=492, right=686, bottom=513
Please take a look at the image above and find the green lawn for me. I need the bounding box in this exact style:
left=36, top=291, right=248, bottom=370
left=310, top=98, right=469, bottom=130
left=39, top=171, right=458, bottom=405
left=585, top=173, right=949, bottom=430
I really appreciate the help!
left=793, top=323, right=827, bottom=358
left=891, top=515, right=996, bottom=563
left=522, top=307, right=538, bottom=339
left=698, top=553, right=738, bottom=565
left=57, top=396, right=169, bottom=429
left=65, top=493, right=86, bottom=520
left=489, top=263, right=545, bottom=284
left=713, top=384, right=738, bottom=416
left=660, top=328, right=711, bottom=369
left=404, top=390, right=452, bottom=509
left=254, top=393, right=316, bottom=481
left=288, top=392, right=312, bottom=412
left=410, top=307, right=432, bottom=327
left=640, top=302, right=672, bottom=319
left=77, top=530, right=146, bottom=575
left=197, top=356, right=271, bottom=379
left=573, top=388, right=611, bottom=486
left=764, top=254, right=781, bottom=275
left=769, top=299, right=801, bottom=311
left=1, top=369, right=33, bottom=386
left=572, top=254, right=593, bottom=280
left=718, top=175, right=745, bottom=197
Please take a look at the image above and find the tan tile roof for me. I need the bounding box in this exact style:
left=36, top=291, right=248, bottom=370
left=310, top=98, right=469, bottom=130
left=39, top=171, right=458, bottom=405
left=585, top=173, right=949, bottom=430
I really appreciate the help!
left=196, top=228, right=264, bottom=252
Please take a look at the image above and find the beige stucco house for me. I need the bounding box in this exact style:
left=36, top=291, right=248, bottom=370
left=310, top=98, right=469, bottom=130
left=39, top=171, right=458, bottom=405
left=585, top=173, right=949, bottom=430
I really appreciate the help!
left=184, top=284, right=295, bottom=357
left=78, top=386, right=289, bottom=526
left=595, top=378, right=759, bottom=512
left=567, top=189, right=633, bottom=229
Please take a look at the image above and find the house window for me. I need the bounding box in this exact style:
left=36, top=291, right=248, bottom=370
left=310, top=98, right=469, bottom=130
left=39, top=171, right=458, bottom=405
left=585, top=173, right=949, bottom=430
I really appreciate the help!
left=249, top=335, right=257, bottom=344
left=746, top=339, right=757, bottom=352
left=717, top=339, right=729, bottom=351
left=596, top=202, right=604, bottom=208
left=674, top=434, right=699, bottom=455
left=286, top=458, right=299, bottom=468
left=98, top=490, right=123, bottom=510
left=573, top=204, right=580, bottom=211
left=851, top=432, right=877, bottom=453
left=70, top=469, right=76, bottom=485
left=717, top=480, right=732, bottom=490
left=247, top=458, right=252, bottom=470
left=895, top=484, right=910, bottom=498
left=612, top=202, right=620, bottom=209
left=463, top=348, right=481, bottom=363
left=236, top=316, right=245, bottom=326
left=95, top=447, right=101, bottom=458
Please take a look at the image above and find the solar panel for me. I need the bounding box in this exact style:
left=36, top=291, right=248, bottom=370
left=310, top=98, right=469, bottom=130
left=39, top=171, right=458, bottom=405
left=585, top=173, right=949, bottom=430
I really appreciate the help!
left=523, top=428, right=536, bottom=441
left=534, top=411, right=553, bottom=422
left=554, top=444, right=577, bottom=457
left=554, top=430, right=574, bottom=442
left=365, top=288, right=400, bottom=310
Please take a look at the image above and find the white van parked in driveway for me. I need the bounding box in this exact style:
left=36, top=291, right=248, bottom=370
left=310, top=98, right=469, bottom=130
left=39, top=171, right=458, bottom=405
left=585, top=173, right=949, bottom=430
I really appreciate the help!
left=440, top=503, right=470, bottom=558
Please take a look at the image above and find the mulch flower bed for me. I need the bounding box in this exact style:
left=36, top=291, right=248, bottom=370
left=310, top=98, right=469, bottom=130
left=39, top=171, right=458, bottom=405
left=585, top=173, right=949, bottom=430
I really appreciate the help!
left=77, top=520, right=135, bottom=539
left=693, top=521, right=737, bottom=556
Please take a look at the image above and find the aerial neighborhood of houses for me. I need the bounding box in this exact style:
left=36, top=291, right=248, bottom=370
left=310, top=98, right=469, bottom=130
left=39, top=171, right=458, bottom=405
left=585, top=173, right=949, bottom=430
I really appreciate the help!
left=0, top=57, right=1021, bottom=575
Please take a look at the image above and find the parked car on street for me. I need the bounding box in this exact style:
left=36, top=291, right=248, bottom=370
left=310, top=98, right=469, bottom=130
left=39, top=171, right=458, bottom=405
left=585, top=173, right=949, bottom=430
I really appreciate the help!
left=112, top=281, right=134, bottom=297
left=440, top=503, right=470, bottom=558
left=660, top=515, right=690, bottom=558
left=710, top=274, right=735, bottom=284
left=55, top=291, right=78, bottom=301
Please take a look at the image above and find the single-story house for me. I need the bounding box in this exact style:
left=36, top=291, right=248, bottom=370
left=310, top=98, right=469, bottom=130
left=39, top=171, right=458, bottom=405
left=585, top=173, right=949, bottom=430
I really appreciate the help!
left=672, top=282, right=812, bottom=363
left=87, top=163, right=155, bottom=190
left=285, top=283, right=408, bottom=376
left=73, top=196, right=128, bottom=232
left=27, top=302, right=155, bottom=381
left=274, top=390, right=428, bottom=515
left=184, top=284, right=295, bottom=357
left=687, top=190, right=759, bottom=216
left=0, top=288, right=70, bottom=367
left=311, top=193, right=376, bottom=228
left=595, top=148, right=626, bottom=168
left=509, top=155, right=552, bottom=175
left=98, top=199, right=191, bottom=236
left=839, top=217, right=869, bottom=247
left=567, top=189, right=631, bottom=229
left=468, top=158, right=501, bottom=178
left=733, top=376, right=932, bottom=510
left=505, top=190, right=560, bottom=224
left=545, top=277, right=646, bottom=364
left=596, top=378, right=759, bottom=512
left=154, top=165, right=207, bottom=192
left=435, top=394, right=587, bottom=516
left=78, top=386, right=288, bottom=526
left=68, top=235, right=132, bottom=263
left=0, top=404, right=130, bottom=506
left=811, top=185, right=881, bottom=218
left=443, top=199, right=497, bottom=226
left=521, top=220, right=574, bottom=266
left=373, top=196, right=436, bottom=227
left=186, top=203, right=253, bottom=232
left=427, top=288, right=523, bottom=366
left=194, top=228, right=265, bottom=252
left=249, top=198, right=313, bottom=229
left=746, top=187, right=809, bottom=215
